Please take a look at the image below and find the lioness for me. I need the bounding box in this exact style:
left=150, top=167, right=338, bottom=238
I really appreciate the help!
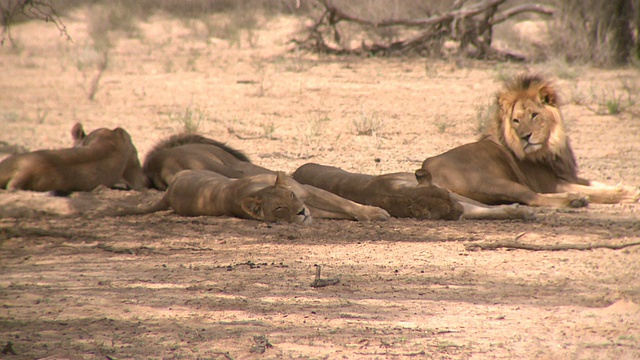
left=293, top=163, right=535, bottom=220
left=124, top=170, right=312, bottom=223
left=422, top=74, right=639, bottom=208
left=0, top=123, right=146, bottom=192
left=141, top=134, right=390, bottom=221
left=143, top=134, right=273, bottom=190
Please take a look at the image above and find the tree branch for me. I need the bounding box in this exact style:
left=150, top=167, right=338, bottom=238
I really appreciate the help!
left=1, top=0, right=70, bottom=46
left=490, top=4, right=555, bottom=26
left=294, top=0, right=553, bottom=59
left=464, top=240, right=640, bottom=251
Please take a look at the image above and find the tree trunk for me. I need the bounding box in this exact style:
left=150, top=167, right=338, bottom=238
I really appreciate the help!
left=610, top=0, right=634, bottom=64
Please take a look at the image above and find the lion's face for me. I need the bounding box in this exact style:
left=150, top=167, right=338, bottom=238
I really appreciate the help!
left=241, top=173, right=311, bottom=224
left=256, top=187, right=311, bottom=224
left=509, top=98, right=553, bottom=155
left=495, top=76, right=568, bottom=161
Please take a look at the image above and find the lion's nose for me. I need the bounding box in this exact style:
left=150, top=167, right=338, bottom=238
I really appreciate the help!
left=521, top=133, right=532, bottom=142
left=298, top=208, right=307, bottom=216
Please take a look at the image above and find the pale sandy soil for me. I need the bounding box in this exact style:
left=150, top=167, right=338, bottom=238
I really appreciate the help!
left=1, top=12, right=639, bottom=360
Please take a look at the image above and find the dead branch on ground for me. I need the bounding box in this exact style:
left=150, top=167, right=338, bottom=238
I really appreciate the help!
left=292, top=0, right=554, bottom=60
left=465, top=240, right=640, bottom=251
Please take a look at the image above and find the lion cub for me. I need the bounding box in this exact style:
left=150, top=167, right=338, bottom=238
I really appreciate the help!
left=0, top=123, right=145, bottom=192
left=122, top=170, right=312, bottom=223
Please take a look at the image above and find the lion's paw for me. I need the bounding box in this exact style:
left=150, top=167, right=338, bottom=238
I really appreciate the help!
left=504, top=203, right=536, bottom=220
left=619, top=186, right=640, bottom=203
left=567, top=193, right=589, bottom=208
left=356, top=206, right=390, bottom=221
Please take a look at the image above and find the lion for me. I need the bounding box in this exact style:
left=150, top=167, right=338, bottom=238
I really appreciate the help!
left=0, top=123, right=146, bottom=192
left=121, top=170, right=312, bottom=223
left=421, top=74, right=639, bottom=208
left=140, top=134, right=390, bottom=221
left=293, top=163, right=535, bottom=220
left=143, top=134, right=273, bottom=190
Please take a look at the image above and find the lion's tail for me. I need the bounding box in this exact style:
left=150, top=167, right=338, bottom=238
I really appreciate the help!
left=109, top=195, right=171, bottom=217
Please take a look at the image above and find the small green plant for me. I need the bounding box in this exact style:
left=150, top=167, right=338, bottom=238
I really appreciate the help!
left=163, top=58, right=175, bottom=73
left=76, top=44, right=109, bottom=101
left=169, top=105, right=208, bottom=133
left=261, top=122, right=277, bottom=140
left=352, top=109, right=384, bottom=136
left=250, top=58, right=274, bottom=97
left=436, top=121, right=449, bottom=134
left=605, top=94, right=622, bottom=115
left=591, top=88, right=624, bottom=115
left=543, top=56, right=581, bottom=80
left=185, top=48, right=201, bottom=72
left=36, top=107, right=49, bottom=124
left=474, top=100, right=495, bottom=134
left=493, top=64, right=515, bottom=83
left=620, top=79, right=639, bottom=108
left=298, top=115, right=330, bottom=145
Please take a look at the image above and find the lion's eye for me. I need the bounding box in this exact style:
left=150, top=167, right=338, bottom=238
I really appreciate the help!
left=289, top=192, right=295, bottom=199
left=532, top=112, right=539, bottom=119
left=512, top=118, right=520, bottom=124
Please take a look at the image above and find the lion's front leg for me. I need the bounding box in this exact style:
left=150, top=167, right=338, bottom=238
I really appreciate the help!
left=293, top=183, right=390, bottom=221
left=557, top=181, right=640, bottom=204
left=450, top=193, right=535, bottom=220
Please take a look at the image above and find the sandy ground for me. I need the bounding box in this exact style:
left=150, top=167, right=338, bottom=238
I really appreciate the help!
left=1, top=12, right=639, bottom=360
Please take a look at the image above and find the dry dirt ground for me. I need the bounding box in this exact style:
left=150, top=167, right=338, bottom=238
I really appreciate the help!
left=1, top=13, right=640, bottom=360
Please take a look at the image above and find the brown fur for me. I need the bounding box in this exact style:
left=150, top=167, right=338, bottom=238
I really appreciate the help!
left=139, top=134, right=390, bottom=221
left=422, top=74, right=639, bottom=207
left=122, top=169, right=390, bottom=222
left=293, top=163, right=535, bottom=220
left=0, top=123, right=145, bottom=192
left=123, top=170, right=312, bottom=223
left=143, top=134, right=273, bottom=190
left=293, top=163, right=463, bottom=220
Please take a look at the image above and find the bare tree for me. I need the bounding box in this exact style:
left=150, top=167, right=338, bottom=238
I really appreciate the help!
left=292, top=0, right=554, bottom=60
left=1, top=0, right=70, bottom=46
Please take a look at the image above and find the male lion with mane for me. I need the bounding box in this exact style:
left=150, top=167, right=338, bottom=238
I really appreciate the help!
left=0, top=123, right=146, bottom=193
left=422, top=74, right=639, bottom=207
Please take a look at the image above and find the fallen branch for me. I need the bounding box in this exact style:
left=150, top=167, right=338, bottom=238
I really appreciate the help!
left=294, top=0, right=554, bottom=59
left=465, top=240, right=640, bottom=252
left=1, top=226, right=78, bottom=240
left=316, top=0, right=506, bottom=28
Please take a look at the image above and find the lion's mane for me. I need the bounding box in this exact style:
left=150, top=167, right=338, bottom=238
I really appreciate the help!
left=483, top=73, right=581, bottom=183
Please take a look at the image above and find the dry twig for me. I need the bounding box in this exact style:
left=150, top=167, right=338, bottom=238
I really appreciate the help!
left=465, top=240, right=640, bottom=251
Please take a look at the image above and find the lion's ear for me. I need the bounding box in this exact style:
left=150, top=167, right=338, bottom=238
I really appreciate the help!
left=274, top=171, right=290, bottom=188
left=71, top=123, right=86, bottom=141
left=539, top=84, right=557, bottom=106
left=241, top=197, right=265, bottom=220
left=414, top=168, right=433, bottom=186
